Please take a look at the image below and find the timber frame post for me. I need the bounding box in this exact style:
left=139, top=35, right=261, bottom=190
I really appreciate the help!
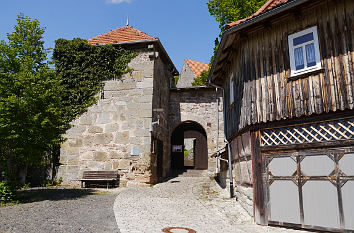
left=251, top=130, right=266, bottom=225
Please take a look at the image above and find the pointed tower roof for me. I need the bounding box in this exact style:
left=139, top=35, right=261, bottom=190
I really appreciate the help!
left=185, top=59, right=209, bottom=77
left=88, top=26, right=157, bottom=45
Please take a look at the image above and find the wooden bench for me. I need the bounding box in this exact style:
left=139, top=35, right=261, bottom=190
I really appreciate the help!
left=80, top=171, right=119, bottom=189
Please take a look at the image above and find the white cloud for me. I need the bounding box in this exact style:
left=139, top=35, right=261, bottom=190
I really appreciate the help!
left=107, top=0, right=133, bottom=4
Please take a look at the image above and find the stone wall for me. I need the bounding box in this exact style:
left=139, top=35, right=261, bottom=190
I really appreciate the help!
left=217, top=131, right=254, bottom=217
left=236, top=186, right=253, bottom=217
left=150, top=52, right=173, bottom=182
left=57, top=48, right=157, bottom=187
left=176, top=62, right=195, bottom=88
left=169, top=87, right=225, bottom=173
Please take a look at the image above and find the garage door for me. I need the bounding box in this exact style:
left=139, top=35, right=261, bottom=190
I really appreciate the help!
left=261, top=118, right=354, bottom=231
left=265, top=148, right=354, bottom=231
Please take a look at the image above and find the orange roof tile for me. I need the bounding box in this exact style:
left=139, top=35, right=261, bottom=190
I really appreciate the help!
left=226, top=0, right=290, bottom=29
left=185, top=59, right=209, bottom=77
left=88, top=26, right=157, bottom=45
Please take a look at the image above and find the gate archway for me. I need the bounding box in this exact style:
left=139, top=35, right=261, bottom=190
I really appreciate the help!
left=171, top=121, right=208, bottom=170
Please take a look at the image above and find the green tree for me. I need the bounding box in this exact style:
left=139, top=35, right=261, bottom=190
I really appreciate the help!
left=207, top=0, right=268, bottom=31
left=173, top=75, right=180, bottom=87
left=193, top=0, right=267, bottom=85
left=53, top=38, right=136, bottom=124
left=192, top=70, right=209, bottom=86
left=0, top=14, right=67, bottom=184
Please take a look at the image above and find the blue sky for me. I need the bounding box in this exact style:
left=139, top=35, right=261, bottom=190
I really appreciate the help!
left=0, top=0, right=220, bottom=71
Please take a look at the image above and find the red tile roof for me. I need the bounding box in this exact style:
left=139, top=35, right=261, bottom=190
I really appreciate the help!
left=225, top=0, right=290, bottom=29
left=185, top=59, right=209, bottom=77
left=88, top=26, right=157, bottom=45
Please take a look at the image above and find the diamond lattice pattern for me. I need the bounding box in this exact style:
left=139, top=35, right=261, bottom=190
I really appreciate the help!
left=261, top=118, right=354, bottom=146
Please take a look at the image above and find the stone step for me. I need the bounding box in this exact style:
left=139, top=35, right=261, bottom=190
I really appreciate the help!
left=170, top=169, right=208, bottom=177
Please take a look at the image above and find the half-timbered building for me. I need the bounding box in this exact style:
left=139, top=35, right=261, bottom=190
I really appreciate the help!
left=209, top=0, right=354, bottom=231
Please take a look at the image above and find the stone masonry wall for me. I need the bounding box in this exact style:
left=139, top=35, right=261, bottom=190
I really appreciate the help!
left=169, top=87, right=225, bottom=173
left=217, top=131, right=254, bottom=217
left=150, top=54, right=173, bottom=181
left=176, top=62, right=195, bottom=88
left=57, top=48, right=156, bottom=187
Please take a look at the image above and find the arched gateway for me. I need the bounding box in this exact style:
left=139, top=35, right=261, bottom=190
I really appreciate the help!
left=171, top=121, right=208, bottom=170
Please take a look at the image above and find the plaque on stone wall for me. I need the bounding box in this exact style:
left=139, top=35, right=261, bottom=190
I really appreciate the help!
left=153, top=108, right=164, bottom=112
left=172, top=145, right=182, bottom=152
left=131, top=146, right=139, bottom=156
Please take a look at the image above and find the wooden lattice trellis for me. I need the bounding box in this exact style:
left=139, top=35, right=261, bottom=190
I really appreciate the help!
left=261, top=118, right=354, bottom=146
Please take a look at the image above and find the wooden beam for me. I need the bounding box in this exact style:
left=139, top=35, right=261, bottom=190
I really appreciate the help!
left=251, top=131, right=266, bottom=225
left=261, top=139, right=354, bottom=153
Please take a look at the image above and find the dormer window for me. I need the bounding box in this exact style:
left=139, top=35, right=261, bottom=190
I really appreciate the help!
left=288, top=26, right=321, bottom=77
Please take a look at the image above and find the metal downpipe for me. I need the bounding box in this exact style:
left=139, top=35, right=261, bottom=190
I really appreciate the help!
left=226, top=138, right=234, bottom=198
left=208, top=80, right=235, bottom=198
left=215, top=88, right=220, bottom=173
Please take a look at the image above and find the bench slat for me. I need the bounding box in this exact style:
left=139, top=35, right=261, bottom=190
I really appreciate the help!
left=80, top=178, right=116, bottom=181
left=80, top=170, right=119, bottom=189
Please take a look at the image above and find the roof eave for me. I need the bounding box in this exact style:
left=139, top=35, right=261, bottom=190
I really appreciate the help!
left=89, top=39, right=159, bottom=46
left=170, top=85, right=215, bottom=91
left=155, top=40, right=179, bottom=76
left=208, top=0, right=310, bottom=84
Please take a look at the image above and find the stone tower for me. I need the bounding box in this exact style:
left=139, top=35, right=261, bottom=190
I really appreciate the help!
left=57, top=26, right=178, bottom=187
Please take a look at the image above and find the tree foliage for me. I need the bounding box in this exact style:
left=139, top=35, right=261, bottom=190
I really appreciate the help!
left=0, top=180, right=17, bottom=203
left=192, top=70, right=210, bottom=86
left=173, top=75, right=180, bottom=88
left=193, top=0, right=267, bottom=85
left=207, top=0, right=268, bottom=31
left=0, top=14, right=68, bottom=181
left=53, top=39, right=136, bottom=123
left=0, top=14, right=137, bottom=189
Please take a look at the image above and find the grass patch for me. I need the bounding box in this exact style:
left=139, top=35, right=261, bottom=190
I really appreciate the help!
left=90, top=190, right=110, bottom=195
left=199, top=183, right=219, bottom=201
left=0, top=200, right=19, bottom=207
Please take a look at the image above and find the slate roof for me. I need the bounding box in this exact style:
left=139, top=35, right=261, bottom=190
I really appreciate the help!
left=185, top=59, right=209, bottom=77
left=226, top=0, right=290, bottom=29
left=88, top=26, right=157, bottom=45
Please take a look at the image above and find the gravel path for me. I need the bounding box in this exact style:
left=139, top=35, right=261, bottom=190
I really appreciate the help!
left=0, top=188, right=119, bottom=233
left=195, top=178, right=308, bottom=233
left=114, top=177, right=244, bottom=233
left=0, top=177, right=308, bottom=233
left=113, top=176, right=307, bottom=233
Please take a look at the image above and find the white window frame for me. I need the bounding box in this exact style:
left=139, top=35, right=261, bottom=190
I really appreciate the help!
left=288, top=26, right=322, bottom=77
left=230, top=73, right=234, bottom=105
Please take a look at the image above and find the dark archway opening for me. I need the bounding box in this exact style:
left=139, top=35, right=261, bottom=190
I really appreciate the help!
left=171, top=121, right=208, bottom=171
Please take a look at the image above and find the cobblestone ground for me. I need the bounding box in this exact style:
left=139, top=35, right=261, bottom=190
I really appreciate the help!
left=113, top=176, right=308, bottom=233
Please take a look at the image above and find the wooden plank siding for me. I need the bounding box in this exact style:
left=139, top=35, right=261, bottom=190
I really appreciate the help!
left=224, top=0, right=354, bottom=139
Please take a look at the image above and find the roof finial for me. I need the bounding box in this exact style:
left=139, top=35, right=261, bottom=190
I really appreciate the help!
left=126, top=16, right=129, bottom=26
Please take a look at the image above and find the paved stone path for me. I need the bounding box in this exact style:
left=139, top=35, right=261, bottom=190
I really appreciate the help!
left=113, top=176, right=307, bottom=233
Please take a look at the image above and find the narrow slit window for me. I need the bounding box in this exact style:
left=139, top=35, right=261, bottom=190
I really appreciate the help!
left=230, top=74, right=234, bottom=105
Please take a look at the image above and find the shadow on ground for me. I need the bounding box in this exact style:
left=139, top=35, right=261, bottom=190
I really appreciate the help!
left=214, top=176, right=226, bottom=189
left=15, top=187, right=104, bottom=204
left=158, top=169, right=197, bottom=184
